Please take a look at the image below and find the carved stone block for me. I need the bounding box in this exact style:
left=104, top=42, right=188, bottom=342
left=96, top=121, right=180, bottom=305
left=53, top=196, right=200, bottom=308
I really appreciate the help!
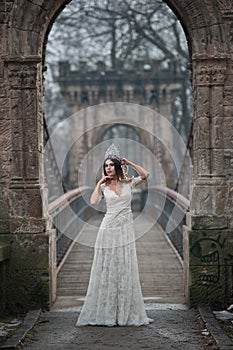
left=24, top=120, right=38, bottom=151
left=11, top=119, right=38, bottom=152
left=223, top=117, right=233, bottom=148
left=11, top=120, right=23, bottom=151
left=0, top=62, right=4, bottom=82
left=10, top=91, right=22, bottom=120
left=210, top=117, right=223, bottom=149
left=224, top=105, right=233, bottom=118
left=193, top=86, right=210, bottom=119
left=186, top=213, right=228, bottom=230
left=0, top=96, right=8, bottom=107
left=193, top=117, right=210, bottom=150
left=224, top=150, right=233, bottom=175
left=191, top=180, right=229, bottom=217
left=9, top=188, right=43, bottom=218
left=191, top=184, right=214, bottom=215
left=0, top=120, right=11, bottom=151
left=192, top=28, right=209, bottom=54
left=185, top=3, right=206, bottom=27
left=11, top=151, right=23, bottom=178
left=0, top=151, right=12, bottom=183
left=211, top=149, right=225, bottom=175
left=225, top=22, right=233, bottom=48
left=225, top=182, right=233, bottom=217
left=211, top=86, right=224, bottom=118
left=11, top=149, right=39, bottom=178
left=0, top=107, right=9, bottom=120
left=226, top=179, right=233, bottom=209
left=24, top=151, right=39, bottom=178
left=194, top=59, right=227, bottom=86
left=10, top=218, right=47, bottom=234
left=6, top=61, right=38, bottom=90
left=0, top=188, right=9, bottom=217
left=24, top=89, right=37, bottom=117
left=225, top=74, right=233, bottom=85
left=217, top=0, right=233, bottom=11
left=224, top=87, right=233, bottom=105
left=196, top=64, right=212, bottom=85
left=193, top=149, right=211, bottom=176
left=215, top=184, right=229, bottom=216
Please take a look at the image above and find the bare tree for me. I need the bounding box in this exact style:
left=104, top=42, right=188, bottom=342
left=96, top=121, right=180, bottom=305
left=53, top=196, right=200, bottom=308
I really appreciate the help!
left=47, top=0, right=188, bottom=70
left=45, top=0, right=191, bottom=135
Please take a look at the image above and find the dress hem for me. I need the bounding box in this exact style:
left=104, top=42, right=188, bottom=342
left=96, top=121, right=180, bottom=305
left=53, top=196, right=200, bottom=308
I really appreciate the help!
left=76, top=317, right=154, bottom=327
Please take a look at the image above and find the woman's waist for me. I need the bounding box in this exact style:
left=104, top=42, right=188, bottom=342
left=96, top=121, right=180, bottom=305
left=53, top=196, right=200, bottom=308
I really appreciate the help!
left=105, top=207, right=132, bottom=215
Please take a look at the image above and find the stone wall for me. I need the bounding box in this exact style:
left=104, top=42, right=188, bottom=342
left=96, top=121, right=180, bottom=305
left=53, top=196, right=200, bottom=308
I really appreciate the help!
left=0, top=0, right=232, bottom=311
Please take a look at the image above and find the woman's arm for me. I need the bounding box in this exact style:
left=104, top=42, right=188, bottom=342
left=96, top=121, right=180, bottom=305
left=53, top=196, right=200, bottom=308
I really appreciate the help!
left=90, top=175, right=111, bottom=205
left=121, top=158, right=150, bottom=180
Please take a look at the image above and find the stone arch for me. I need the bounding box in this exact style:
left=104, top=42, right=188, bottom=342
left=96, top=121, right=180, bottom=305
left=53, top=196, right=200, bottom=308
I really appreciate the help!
left=1, top=0, right=232, bottom=311
left=7, top=1, right=227, bottom=57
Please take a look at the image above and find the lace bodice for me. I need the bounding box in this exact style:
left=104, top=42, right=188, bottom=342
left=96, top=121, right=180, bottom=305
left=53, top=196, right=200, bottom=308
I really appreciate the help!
left=101, top=176, right=142, bottom=213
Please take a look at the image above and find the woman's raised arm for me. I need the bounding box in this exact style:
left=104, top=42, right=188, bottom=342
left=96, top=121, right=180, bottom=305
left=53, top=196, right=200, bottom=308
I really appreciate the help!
left=121, top=158, right=149, bottom=180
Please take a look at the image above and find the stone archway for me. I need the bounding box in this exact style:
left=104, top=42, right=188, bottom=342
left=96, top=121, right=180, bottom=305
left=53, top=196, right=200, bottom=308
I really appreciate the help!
left=0, top=0, right=232, bottom=311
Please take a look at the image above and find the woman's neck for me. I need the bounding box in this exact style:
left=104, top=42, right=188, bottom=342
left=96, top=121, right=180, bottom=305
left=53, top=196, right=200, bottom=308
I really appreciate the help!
left=109, top=177, right=118, bottom=184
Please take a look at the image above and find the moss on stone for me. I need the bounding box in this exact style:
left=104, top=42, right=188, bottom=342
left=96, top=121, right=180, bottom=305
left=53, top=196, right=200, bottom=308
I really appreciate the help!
left=4, top=234, right=50, bottom=313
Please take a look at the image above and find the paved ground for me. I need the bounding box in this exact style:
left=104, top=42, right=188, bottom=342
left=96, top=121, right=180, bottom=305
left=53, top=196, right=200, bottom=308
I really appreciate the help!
left=21, top=304, right=213, bottom=350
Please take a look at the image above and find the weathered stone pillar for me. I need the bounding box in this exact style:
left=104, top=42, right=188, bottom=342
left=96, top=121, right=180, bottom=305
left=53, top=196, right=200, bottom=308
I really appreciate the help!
left=0, top=55, right=56, bottom=312
left=184, top=55, right=233, bottom=306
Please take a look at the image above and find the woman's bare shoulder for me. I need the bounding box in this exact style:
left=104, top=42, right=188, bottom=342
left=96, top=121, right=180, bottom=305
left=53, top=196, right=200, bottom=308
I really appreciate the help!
left=120, top=177, right=133, bottom=183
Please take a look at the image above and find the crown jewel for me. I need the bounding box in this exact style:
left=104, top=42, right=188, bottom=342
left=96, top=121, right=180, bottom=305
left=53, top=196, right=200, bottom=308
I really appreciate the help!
left=104, top=143, right=121, bottom=162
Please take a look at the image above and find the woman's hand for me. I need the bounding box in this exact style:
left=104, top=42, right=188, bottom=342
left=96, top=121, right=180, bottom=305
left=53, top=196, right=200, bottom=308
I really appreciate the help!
left=120, top=157, right=130, bottom=165
left=90, top=174, right=112, bottom=205
left=98, top=174, right=112, bottom=185
left=121, top=158, right=149, bottom=180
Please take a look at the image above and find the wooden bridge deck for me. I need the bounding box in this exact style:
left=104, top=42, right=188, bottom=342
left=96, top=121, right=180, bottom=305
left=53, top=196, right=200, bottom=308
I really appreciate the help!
left=54, top=214, right=184, bottom=309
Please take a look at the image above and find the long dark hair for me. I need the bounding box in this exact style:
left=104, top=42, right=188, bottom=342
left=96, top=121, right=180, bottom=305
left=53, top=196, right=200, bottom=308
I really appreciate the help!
left=103, top=158, right=125, bottom=180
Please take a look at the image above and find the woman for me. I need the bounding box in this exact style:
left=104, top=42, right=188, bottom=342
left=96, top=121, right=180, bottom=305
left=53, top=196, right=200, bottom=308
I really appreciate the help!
left=76, top=144, right=153, bottom=326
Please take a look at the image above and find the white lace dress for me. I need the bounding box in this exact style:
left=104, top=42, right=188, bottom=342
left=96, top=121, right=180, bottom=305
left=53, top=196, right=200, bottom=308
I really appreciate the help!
left=76, top=176, right=153, bottom=326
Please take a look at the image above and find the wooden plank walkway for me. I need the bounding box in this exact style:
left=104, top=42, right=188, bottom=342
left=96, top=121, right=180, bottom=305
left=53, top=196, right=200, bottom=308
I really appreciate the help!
left=54, top=214, right=184, bottom=309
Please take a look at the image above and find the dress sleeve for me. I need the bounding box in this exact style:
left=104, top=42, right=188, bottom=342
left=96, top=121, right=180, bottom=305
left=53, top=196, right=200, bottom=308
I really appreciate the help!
left=130, top=176, right=142, bottom=188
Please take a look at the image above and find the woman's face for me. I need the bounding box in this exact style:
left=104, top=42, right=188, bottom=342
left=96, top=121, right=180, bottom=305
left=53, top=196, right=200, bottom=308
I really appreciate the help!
left=104, top=159, right=116, bottom=177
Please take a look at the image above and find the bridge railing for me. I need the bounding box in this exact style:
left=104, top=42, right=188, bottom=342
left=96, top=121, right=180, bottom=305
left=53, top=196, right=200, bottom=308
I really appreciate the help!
left=48, top=184, right=189, bottom=268
left=48, top=187, right=94, bottom=268
left=143, top=187, right=190, bottom=259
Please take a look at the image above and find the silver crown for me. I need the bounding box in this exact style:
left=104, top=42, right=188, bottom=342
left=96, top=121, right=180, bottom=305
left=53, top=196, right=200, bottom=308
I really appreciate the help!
left=104, top=143, right=121, bottom=161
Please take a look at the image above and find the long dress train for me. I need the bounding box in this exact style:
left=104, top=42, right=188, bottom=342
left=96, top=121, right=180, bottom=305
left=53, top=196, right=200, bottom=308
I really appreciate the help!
left=76, top=176, right=153, bottom=326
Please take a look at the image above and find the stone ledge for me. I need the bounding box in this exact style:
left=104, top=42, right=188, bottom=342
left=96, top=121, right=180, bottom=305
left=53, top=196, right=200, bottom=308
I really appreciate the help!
left=198, top=306, right=233, bottom=350
left=3, top=55, right=41, bottom=64
left=186, top=214, right=229, bottom=230
left=0, top=309, right=41, bottom=349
